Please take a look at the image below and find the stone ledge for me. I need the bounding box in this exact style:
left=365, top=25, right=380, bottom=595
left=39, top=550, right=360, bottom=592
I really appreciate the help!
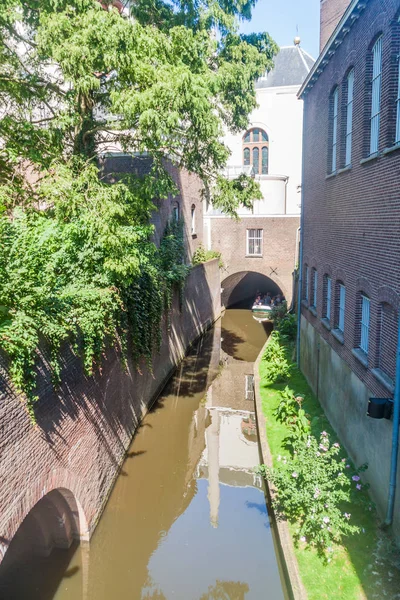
left=351, top=347, right=368, bottom=368
left=337, top=165, right=352, bottom=174
left=309, top=306, right=317, bottom=317
left=360, top=152, right=380, bottom=165
left=254, top=339, right=307, bottom=600
left=321, top=317, right=331, bottom=331
left=331, top=328, right=344, bottom=344
left=382, top=143, right=400, bottom=156
left=325, top=171, right=337, bottom=180
left=371, top=368, right=395, bottom=395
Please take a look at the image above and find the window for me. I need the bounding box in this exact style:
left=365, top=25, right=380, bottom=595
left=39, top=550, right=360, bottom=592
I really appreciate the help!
left=246, top=229, right=263, bottom=256
left=360, top=295, right=370, bottom=354
left=242, top=128, right=269, bottom=174
left=191, top=204, right=196, bottom=234
left=331, top=87, right=339, bottom=172
left=345, top=69, right=354, bottom=166
left=370, top=36, right=383, bottom=155
left=245, top=375, right=254, bottom=400
left=396, top=56, right=400, bottom=143
left=338, top=283, right=345, bottom=332
left=172, top=202, right=179, bottom=221
left=325, top=276, right=332, bottom=320
left=312, top=269, right=318, bottom=308
left=379, top=303, right=397, bottom=380
left=304, top=265, right=309, bottom=302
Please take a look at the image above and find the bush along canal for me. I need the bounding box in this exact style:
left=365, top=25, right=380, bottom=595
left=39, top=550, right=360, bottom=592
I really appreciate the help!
left=257, top=312, right=400, bottom=600
left=0, top=310, right=290, bottom=600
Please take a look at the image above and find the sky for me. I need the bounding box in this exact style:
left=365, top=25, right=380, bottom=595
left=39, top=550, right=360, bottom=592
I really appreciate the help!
left=239, top=0, right=321, bottom=60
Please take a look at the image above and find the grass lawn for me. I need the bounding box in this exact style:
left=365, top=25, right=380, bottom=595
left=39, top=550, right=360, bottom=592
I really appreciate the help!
left=259, top=336, right=400, bottom=600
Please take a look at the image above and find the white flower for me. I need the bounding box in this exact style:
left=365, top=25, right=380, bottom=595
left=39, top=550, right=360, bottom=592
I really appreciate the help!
left=323, top=516, right=330, bottom=524
left=292, top=472, right=298, bottom=478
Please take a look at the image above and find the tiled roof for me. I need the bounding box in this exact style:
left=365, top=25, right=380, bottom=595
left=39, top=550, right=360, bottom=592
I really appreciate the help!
left=256, top=45, right=315, bottom=89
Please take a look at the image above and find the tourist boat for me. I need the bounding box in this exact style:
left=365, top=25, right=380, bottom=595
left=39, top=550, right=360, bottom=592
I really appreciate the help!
left=251, top=304, right=273, bottom=322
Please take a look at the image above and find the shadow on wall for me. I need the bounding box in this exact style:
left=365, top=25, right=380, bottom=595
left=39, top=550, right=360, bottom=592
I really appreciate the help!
left=0, top=323, right=223, bottom=600
left=0, top=258, right=220, bottom=586
left=221, top=271, right=283, bottom=309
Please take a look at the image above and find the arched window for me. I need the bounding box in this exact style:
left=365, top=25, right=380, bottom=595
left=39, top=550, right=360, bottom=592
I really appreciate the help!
left=242, top=128, right=269, bottom=174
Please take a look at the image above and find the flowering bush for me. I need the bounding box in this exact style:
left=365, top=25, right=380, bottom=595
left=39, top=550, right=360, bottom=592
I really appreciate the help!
left=274, top=386, right=310, bottom=448
left=261, top=432, right=370, bottom=561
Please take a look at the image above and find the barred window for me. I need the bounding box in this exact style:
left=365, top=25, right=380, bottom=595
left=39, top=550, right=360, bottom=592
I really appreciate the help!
left=379, top=303, right=398, bottom=380
left=396, top=57, right=400, bottom=144
left=312, top=269, right=318, bottom=308
left=337, top=283, right=345, bottom=332
left=245, top=375, right=254, bottom=400
left=246, top=229, right=263, bottom=256
left=370, top=36, right=382, bottom=155
left=360, top=295, right=370, bottom=354
left=325, top=276, right=331, bottom=320
left=331, top=87, right=339, bottom=172
left=345, top=69, right=354, bottom=166
left=304, top=266, right=309, bottom=302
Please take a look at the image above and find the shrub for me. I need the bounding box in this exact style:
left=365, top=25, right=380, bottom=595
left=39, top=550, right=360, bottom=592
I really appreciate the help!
left=277, top=313, right=297, bottom=341
left=262, top=332, right=291, bottom=383
left=192, top=244, right=223, bottom=268
left=261, top=432, right=370, bottom=561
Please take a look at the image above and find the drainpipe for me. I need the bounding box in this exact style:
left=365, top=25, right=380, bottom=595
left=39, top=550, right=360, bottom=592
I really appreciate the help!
left=296, top=108, right=306, bottom=367
left=384, top=312, right=400, bottom=525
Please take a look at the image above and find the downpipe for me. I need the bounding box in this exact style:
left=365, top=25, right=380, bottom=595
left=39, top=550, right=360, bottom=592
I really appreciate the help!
left=384, top=312, right=400, bottom=526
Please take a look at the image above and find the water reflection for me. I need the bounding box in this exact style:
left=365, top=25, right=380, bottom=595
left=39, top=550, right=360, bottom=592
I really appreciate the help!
left=1, top=310, right=283, bottom=600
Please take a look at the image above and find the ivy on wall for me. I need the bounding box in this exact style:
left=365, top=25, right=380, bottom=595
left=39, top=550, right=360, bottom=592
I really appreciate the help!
left=0, top=162, right=189, bottom=419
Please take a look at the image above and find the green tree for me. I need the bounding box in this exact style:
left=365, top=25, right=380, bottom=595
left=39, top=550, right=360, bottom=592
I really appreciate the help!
left=0, top=0, right=277, bottom=415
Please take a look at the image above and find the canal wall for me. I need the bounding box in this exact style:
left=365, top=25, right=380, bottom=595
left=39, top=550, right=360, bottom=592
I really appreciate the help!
left=300, top=315, right=400, bottom=543
left=0, top=258, right=221, bottom=564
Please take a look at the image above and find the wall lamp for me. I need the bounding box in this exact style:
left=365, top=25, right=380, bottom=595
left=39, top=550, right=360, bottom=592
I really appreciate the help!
left=367, top=397, right=394, bottom=420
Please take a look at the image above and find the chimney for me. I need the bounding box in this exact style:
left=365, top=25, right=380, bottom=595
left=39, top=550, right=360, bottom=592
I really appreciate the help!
left=320, top=0, right=351, bottom=53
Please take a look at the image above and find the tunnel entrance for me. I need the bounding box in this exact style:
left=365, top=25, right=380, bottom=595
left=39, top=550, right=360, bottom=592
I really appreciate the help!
left=0, top=489, right=84, bottom=599
left=221, top=271, right=283, bottom=309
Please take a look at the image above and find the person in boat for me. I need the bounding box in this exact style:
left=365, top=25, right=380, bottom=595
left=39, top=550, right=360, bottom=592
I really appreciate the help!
left=254, top=294, right=262, bottom=306
left=264, top=293, right=272, bottom=306
left=273, top=294, right=282, bottom=306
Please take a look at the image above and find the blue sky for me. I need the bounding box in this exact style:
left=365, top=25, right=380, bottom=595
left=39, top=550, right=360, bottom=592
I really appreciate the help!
left=239, top=0, right=321, bottom=60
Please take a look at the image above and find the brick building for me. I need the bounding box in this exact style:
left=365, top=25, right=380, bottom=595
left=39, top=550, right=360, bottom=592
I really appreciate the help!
left=204, top=42, right=314, bottom=307
left=298, top=0, right=400, bottom=539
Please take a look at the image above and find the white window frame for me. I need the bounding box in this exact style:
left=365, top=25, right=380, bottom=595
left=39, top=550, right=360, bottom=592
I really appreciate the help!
left=325, top=276, right=331, bottom=320
left=360, top=295, right=370, bottom=354
left=331, top=87, right=339, bottom=172
left=338, top=284, right=345, bottom=332
left=304, top=266, right=309, bottom=302
left=396, top=56, right=400, bottom=144
left=245, top=375, right=254, bottom=400
left=345, top=69, right=354, bottom=166
left=173, top=203, right=179, bottom=222
left=370, top=36, right=383, bottom=155
left=246, top=229, right=263, bottom=256
left=312, top=269, right=318, bottom=308
left=191, top=205, right=196, bottom=234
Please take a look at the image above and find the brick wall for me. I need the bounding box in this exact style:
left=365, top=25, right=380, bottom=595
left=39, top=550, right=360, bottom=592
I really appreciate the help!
left=301, top=0, right=400, bottom=534
left=320, top=0, right=351, bottom=52
left=302, top=0, right=400, bottom=400
left=209, top=216, right=299, bottom=305
left=0, top=159, right=219, bottom=564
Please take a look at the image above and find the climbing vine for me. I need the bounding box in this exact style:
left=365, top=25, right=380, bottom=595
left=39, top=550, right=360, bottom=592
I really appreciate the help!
left=0, top=162, right=189, bottom=419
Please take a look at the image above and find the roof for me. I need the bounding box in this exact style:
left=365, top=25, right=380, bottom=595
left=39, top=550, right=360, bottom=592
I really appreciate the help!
left=256, top=45, right=315, bottom=89
left=298, top=0, right=368, bottom=98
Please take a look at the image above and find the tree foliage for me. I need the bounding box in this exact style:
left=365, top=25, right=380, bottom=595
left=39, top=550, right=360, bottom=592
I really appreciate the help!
left=0, top=0, right=278, bottom=415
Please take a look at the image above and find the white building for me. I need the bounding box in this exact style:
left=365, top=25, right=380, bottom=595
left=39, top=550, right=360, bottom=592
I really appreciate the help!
left=205, top=41, right=315, bottom=307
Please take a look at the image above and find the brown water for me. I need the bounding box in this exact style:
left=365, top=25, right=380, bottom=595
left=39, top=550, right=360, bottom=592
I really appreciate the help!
left=5, top=310, right=288, bottom=600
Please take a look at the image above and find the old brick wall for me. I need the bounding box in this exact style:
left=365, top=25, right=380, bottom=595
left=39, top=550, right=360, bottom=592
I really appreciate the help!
left=320, top=0, right=351, bottom=52
left=0, top=259, right=220, bottom=563
left=0, top=153, right=218, bottom=564
left=210, top=216, right=299, bottom=304
left=302, top=0, right=400, bottom=400
left=301, top=0, right=400, bottom=536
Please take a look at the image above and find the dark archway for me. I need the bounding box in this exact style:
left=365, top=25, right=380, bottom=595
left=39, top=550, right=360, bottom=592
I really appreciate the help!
left=0, top=489, right=83, bottom=600
left=222, top=271, right=283, bottom=309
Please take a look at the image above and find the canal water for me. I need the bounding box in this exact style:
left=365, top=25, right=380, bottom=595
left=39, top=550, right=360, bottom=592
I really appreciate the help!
left=6, top=310, right=288, bottom=599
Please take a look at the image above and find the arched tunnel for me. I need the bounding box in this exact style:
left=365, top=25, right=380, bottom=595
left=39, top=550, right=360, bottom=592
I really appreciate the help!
left=221, top=271, right=283, bottom=309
